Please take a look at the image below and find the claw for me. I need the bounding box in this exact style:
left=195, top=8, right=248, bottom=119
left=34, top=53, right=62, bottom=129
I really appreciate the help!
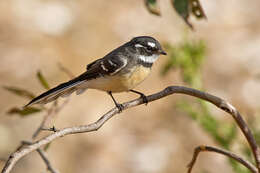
left=140, top=94, right=148, bottom=105
left=130, top=90, right=149, bottom=105
left=116, top=103, right=124, bottom=112
left=108, top=91, right=124, bottom=112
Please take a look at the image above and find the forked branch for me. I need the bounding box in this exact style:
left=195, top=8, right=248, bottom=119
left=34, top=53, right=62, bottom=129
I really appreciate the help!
left=1, top=86, right=260, bottom=173
left=187, top=145, right=257, bottom=173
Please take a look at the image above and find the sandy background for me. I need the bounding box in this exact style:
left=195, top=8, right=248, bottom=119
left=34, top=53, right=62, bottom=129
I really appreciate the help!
left=1, top=0, right=260, bottom=173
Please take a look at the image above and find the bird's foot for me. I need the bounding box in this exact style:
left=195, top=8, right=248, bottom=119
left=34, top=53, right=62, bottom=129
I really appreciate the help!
left=139, top=93, right=148, bottom=105
left=129, top=90, right=149, bottom=105
left=115, top=103, right=124, bottom=112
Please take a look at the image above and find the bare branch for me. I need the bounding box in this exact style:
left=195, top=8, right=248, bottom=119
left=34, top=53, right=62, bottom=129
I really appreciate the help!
left=187, top=145, right=257, bottom=173
left=1, top=150, right=59, bottom=173
left=21, top=141, right=59, bottom=173
left=41, top=126, right=58, bottom=132
left=37, top=149, right=59, bottom=173
left=33, top=63, right=73, bottom=138
left=2, top=86, right=260, bottom=173
left=32, top=103, right=56, bottom=139
left=32, top=99, right=69, bottom=139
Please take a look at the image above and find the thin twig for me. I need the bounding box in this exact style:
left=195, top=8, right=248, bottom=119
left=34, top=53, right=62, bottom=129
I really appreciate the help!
left=32, top=103, right=56, bottom=139
left=33, top=99, right=69, bottom=139
left=187, top=145, right=257, bottom=173
left=33, top=63, right=73, bottom=138
left=58, top=63, right=75, bottom=79
left=31, top=64, right=74, bottom=172
left=33, top=64, right=73, bottom=139
left=37, top=149, right=59, bottom=173
left=41, top=126, right=58, bottom=132
left=21, top=141, right=59, bottom=173
left=2, top=86, right=260, bottom=173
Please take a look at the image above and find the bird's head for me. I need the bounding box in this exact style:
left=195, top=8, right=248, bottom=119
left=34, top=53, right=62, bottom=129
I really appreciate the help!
left=130, top=36, right=167, bottom=56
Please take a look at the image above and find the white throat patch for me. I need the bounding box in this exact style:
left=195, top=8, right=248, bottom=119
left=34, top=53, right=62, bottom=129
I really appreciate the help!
left=138, top=54, right=159, bottom=64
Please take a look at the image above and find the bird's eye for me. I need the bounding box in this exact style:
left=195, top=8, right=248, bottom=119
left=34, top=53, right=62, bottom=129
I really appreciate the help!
left=146, top=46, right=153, bottom=51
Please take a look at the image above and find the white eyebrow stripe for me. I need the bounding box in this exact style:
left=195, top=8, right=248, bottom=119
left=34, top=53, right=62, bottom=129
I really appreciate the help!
left=135, top=44, right=144, bottom=48
left=148, top=42, right=156, bottom=47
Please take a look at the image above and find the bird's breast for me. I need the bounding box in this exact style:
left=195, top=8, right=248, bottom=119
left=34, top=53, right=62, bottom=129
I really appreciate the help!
left=86, top=65, right=151, bottom=92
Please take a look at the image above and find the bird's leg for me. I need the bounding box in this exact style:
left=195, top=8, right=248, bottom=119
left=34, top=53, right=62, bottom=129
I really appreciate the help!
left=107, top=91, right=123, bottom=112
left=130, top=89, right=148, bottom=105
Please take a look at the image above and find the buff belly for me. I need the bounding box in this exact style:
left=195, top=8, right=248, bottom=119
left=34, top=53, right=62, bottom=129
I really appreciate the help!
left=84, top=66, right=151, bottom=92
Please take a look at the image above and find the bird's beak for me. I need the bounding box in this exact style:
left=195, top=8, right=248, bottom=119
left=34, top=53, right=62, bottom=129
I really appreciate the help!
left=159, top=50, right=167, bottom=55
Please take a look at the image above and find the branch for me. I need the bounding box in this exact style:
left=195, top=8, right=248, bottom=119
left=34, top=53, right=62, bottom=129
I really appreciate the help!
left=36, top=149, right=59, bottom=173
left=32, top=103, right=57, bottom=139
left=33, top=64, right=74, bottom=139
left=187, top=145, right=257, bottom=173
left=21, top=141, right=59, bottom=173
left=32, top=99, right=69, bottom=139
left=31, top=64, right=74, bottom=172
left=2, top=86, right=260, bottom=173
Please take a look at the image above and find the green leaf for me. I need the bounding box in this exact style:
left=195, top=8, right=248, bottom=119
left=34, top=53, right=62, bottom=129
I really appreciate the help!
left=172, top=0, right=192, bottom=28
left=37, top=71, right=50, bottom=90
left=162, top=40, right=206, bottom=88
left=172, top=0, right=189, bottom=19
left=172, top=0, right=206, bottom=29
left=7, top=107, right=42, bottom=116
left=3, top=86, right=35, bottom=99
left=145, top=0, right=161, bottom=16
left=220, top=123, right=237, bottom=146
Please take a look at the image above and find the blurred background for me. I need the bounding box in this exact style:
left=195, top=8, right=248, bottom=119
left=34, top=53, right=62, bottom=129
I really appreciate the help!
left=1, top=0, right=260, bottom=173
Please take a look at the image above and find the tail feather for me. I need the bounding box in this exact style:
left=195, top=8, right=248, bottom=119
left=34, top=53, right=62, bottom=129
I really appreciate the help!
left=60, top=87, right=78, bottom=98
left=76, top=88, right=87, bottom=95
left=25, top=79, right=84, bottom=107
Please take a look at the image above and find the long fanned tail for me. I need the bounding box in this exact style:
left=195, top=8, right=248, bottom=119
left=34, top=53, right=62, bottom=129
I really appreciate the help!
left=25, top=78, right=85, bottom=107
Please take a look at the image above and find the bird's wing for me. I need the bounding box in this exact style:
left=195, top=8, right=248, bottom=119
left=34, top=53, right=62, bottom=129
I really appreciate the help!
left=25, top=55, right=127, bottom=107
left=81, top=56, right=127, bottom=80
left=86, top=59, right=101, bottom=70
left=24, top=78, right=83, bottom=107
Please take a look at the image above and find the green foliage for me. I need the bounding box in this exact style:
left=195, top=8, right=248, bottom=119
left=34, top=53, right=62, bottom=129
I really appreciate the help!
left=144, top=0, right=206, bottom=29
left=37, top=70, right=50, bottom=90
left=229, top=159, right=251, bottom=173
left=172, top=0, right=206, bottom=29
left=3, top=71, right=50, bottom=117
left=172, top=0, right=189, bottom=19
left=176, top=100, right=237, bottom=149
left=7, top=107, right=42, bottom=116
left=248, top=117, right=260, bottom=146
left=163, top=39, right=254, bottom=173
left=162, top=40, right=205, bottom=88
left=3, top=86, right=35, bottom=99
left=145, top=0, right=160, bottom=16
left=243, top=116, right=260, bottom=163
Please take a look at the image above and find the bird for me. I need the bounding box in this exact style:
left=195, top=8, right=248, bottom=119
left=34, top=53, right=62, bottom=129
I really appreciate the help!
left=25, top=36, right=167, bottom=111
